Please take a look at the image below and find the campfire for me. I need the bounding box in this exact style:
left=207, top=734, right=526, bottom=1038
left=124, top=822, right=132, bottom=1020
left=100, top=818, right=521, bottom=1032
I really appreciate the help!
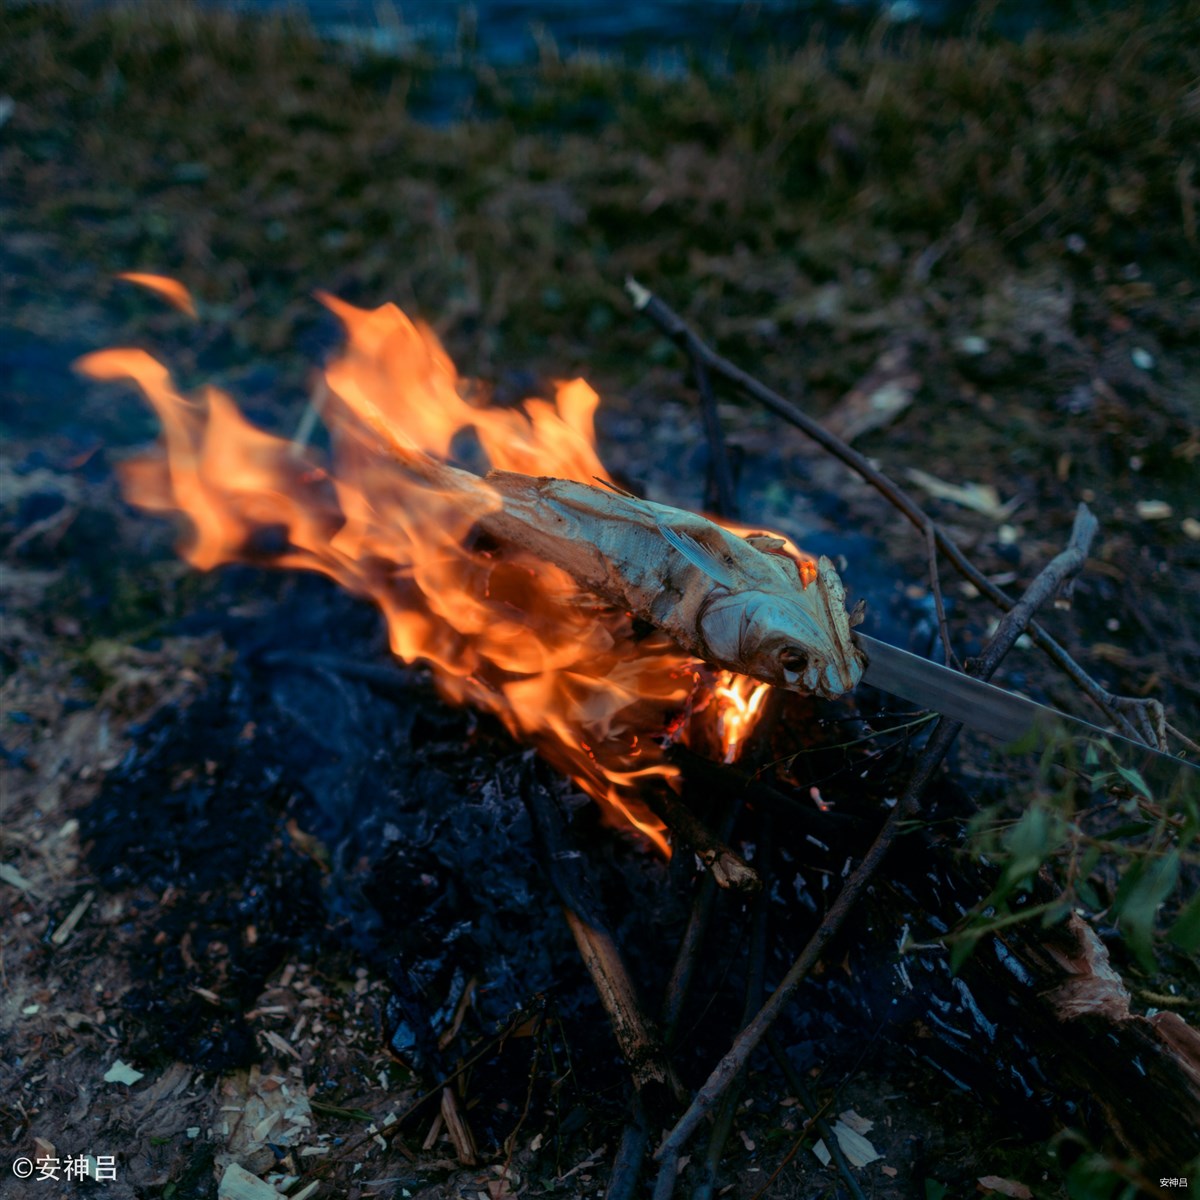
left=79, top=275, right=857, bottom=855
left=70, top=273, right=1200, bottom=1198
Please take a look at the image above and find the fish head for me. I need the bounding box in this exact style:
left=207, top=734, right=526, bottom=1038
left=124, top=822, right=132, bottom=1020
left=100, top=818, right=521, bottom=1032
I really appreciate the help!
left=699, top=554, right=866, bottom=699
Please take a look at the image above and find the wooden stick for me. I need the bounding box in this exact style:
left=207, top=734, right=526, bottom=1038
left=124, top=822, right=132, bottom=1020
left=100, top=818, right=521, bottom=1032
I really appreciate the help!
left=652, top=503, right=1101, bottom=1169
left=520, top=764, right=680, bottom=1104
left=642, top=784, right=759, bottom=892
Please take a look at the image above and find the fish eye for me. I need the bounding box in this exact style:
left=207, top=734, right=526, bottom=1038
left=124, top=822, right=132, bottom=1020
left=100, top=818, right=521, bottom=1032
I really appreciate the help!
left=780, top=648, right=810, bottom=675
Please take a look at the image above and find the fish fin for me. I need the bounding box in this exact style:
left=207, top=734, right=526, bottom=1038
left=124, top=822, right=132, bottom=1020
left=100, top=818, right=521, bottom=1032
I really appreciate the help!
left=594, top=476, right=638, bottom=499
left=657, top=523, right=737, bottom=588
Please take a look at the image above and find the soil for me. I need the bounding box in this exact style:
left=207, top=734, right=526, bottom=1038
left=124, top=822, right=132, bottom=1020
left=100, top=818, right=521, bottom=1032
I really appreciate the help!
left=1, top=4, right=1198, bottom=1199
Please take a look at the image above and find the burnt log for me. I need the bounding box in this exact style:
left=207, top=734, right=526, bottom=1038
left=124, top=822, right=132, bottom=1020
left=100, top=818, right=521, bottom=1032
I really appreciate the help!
left=978, top=912, right=1200, bottom=1164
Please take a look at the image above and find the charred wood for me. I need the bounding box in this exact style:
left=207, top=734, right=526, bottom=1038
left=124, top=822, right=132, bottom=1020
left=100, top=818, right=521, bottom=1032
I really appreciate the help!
left=520, top=763, right=681, bottom=1109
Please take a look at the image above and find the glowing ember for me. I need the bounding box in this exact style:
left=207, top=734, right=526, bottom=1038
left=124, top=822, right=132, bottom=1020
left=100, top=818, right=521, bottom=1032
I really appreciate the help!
left=79, top=280, right=788, bottom=853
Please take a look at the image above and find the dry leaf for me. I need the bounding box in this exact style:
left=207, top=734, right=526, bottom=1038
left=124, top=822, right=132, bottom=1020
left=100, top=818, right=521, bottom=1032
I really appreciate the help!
left=838, top=1109, right=875, bottom=1134
left=261, top=1030, right=301, bottom=1060
left=833, top=1121, right=882, bottom=1167
left=1135, top=499, right=1172, bottom=520
left=978, top=1175, right=1033, bottom=1198
left=103, top=1060, right=144, bottom=1085
left=824, top=345, right=919, bottom=444
left=905, top=468, right=1018, bottom=520
left=217, top=1163, right=278, bottom=1200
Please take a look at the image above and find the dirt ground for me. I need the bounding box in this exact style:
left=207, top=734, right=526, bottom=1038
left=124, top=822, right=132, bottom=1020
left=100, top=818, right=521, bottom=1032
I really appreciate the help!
left=2, top=4, right=1199, bottom=1199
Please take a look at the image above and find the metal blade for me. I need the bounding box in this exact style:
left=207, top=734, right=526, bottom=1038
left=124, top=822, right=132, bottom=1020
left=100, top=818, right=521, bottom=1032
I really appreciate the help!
left=855, top=632, right=1197, bottom=780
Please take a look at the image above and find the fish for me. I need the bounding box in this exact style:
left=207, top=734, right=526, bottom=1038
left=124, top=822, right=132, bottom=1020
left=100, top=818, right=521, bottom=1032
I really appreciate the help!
left=476, top=469, right=867, bottom=699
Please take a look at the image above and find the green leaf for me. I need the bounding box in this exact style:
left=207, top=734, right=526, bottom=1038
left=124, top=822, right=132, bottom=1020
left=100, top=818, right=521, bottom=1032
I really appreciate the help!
left=1167, top=887, right=1200, bottom=954
left=1075, top=878, right=1102, bottom=910
left=1041, top=897, right=1073, bottom=927
left=1113, top=850, right=1180, bottom=971
left=996, top=805, right=1064, bottom=901
left=1066, top=1153, right=1132, bottom=1200
left=1114, top=765, right=1153, bottom=801
left=925, top=1180, right=950, bottom=1200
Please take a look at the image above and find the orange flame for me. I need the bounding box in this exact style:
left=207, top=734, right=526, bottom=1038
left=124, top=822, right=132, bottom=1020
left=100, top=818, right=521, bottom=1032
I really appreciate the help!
left=712, top=672, right=772, bottom=763
left=80, top=292, right=778, bottom=852
left=117, top=272, right=199, bottom=318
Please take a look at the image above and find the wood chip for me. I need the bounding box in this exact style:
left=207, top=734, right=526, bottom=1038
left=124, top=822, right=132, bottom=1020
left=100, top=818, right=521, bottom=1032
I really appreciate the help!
left=440, top=1087, right=478, bottom=1166
left=216, top=1163, right=278, bottom=1200
left=0, top=862, right=39, bottom=896
left=51, top=889, right=95, bottom=945
left=261, top=1030, right=302, bottom=1060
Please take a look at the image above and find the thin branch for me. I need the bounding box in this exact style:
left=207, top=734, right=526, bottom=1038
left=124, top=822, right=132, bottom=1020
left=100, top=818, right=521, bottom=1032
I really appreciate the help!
left=624, top=278, right=1167, bottom=749
left=925, top=522, right=960, bottom=670
left=764, top=1032, right=867, bottom=1200
left=643, top=783, right=760, bottom=892
left=660, top=690, right=785, bottom=1043
left=633, top=276, right=737, bottom=517
left=299, top=997, right=545, bottom=1184
left=696, top=355, right=738, bottom=518
left=521, top=763, right=681, bottom=1103
left=652, top=502, right=1101, bottom=1164
left=667, top=743, right=869, bottom=844
left=694, top=348, right=738, bottom=517
left=606, top=1094, right=650, bottom=1200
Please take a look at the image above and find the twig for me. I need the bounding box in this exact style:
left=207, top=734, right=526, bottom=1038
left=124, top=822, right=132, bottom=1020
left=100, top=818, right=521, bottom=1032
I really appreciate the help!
left=521, top=763, right=680, bottom=1103
left=748, top=1083, right=839, bottom=1200
left=299, top=997, right=545, bottom=1184
left=642, top=784, right=760, bottom=892
left=694, top=351, right=738, bottom=517
left=651, top=503, right=1100, bottom=1164
left=633, top=275, right=737, bottom=517
left=624, top=278, right=1166, bottom=749
left=660, top=861, right=721, bottom=1047
left=660, top=692, right=786, bottom=1043
left=764, top=1032, right=867, bottom=1200
left=925, top=522, right=960, bottom=669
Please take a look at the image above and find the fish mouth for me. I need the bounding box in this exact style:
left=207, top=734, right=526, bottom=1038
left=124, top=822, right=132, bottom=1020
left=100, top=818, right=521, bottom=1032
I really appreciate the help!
left=780, top=646, right=863, bottom=698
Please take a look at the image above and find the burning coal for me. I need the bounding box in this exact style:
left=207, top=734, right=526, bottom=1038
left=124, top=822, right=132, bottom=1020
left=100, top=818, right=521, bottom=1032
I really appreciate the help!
left=79, top=277, right=859, bottom=851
